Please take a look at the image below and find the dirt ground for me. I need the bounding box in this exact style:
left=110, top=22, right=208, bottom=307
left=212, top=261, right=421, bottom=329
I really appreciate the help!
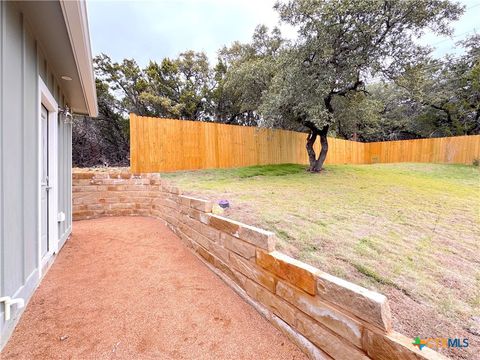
left=2, top=217, right=306, bottom=360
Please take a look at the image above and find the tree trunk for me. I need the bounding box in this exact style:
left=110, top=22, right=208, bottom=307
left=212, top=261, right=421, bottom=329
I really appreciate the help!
left=305, top=125, right=329, bottom=172
left=312, top=127, right=329, bottom=172
left=306, top=130, right=318, bottom=171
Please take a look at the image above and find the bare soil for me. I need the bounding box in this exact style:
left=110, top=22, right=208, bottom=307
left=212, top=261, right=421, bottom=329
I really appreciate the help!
left=2, top=217, right=306, bottom=360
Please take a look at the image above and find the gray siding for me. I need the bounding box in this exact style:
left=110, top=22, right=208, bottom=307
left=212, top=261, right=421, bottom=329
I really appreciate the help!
left=58, top=112, right=73, bottom=248
left=0, top=1, right=73, bottom=347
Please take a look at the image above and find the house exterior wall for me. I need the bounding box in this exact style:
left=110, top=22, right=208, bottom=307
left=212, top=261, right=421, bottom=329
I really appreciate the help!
left=57, top=115, right=73, bottom=249
left=0, top=1, right=73, bottom=347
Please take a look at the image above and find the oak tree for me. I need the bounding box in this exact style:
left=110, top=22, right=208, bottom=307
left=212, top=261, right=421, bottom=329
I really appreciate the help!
left=260, top=0, right=463, bottom=171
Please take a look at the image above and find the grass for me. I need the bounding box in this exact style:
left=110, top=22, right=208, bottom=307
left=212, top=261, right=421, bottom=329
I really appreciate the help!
left=163, top=163, right=480, bottom=341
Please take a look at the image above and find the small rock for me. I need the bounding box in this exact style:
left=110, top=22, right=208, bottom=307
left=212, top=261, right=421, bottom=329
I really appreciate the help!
left=112, top=341, right=121, bottom=352
left=466, top=316, right=480, bottom=336
left=59, top=335, right=69, bottom=341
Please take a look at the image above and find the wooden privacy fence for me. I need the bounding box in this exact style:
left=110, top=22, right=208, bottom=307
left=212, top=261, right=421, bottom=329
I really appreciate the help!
left=130, top=114, right=480, bottom=172
left=366, top=135, right=480, bottom=164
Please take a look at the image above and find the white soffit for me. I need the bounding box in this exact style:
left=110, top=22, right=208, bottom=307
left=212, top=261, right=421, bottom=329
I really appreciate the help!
left=60, top=0, right=98, bottom=117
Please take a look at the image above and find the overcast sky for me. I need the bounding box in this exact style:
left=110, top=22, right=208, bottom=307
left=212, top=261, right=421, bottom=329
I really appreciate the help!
left=87, top=0, right=479, bottom=66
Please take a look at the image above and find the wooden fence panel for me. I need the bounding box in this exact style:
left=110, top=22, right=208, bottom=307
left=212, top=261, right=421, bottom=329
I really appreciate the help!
left=130, top=114, right=480, bottom=172
left=363, top=135, right=480, bottom=165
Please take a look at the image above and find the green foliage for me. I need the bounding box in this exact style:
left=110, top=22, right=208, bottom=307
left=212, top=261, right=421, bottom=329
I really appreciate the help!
left=351, top=263, right=396, bottom=287
left=216, top=25, right=285, bottom=125
left=397, top=34, right=480, bottom=137
left=350, top=82, right=425, bottom=141
left=260, top=0, right=464, bottom=134
left=163, top=164, right=305, bottom=180
left=229, top=164, right=305, bottom=178
left=344, top=33, right=480, bottom=141
left=94, top=55, right=149, bottom=115
left=95, top=51, right=216, bottom=120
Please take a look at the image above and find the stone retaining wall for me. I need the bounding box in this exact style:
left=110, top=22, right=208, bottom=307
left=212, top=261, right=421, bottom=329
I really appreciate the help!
left=72, top=171, right=443, bottom=360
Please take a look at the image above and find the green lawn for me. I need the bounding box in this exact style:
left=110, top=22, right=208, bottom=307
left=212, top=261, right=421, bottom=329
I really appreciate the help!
left=163, top=163, right=480, bottom=349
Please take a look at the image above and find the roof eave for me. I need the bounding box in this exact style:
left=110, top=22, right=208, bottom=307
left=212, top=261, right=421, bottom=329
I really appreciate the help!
left=59, top=0, right=98, bottom=117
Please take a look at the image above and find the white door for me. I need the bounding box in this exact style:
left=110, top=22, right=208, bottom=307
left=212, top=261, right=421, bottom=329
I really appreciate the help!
left=40, top=105, right=49, bottom=260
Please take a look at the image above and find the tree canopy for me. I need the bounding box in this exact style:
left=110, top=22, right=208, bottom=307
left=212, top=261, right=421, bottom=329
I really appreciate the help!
left=259, top=0, right=464, bottom=170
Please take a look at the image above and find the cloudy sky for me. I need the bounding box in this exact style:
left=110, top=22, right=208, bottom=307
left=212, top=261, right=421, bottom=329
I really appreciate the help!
left=87, top=0, right=479, bottom=66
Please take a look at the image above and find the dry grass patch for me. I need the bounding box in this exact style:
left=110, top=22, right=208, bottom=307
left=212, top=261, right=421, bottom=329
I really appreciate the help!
left=163, top=163, right=480, bottom=359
